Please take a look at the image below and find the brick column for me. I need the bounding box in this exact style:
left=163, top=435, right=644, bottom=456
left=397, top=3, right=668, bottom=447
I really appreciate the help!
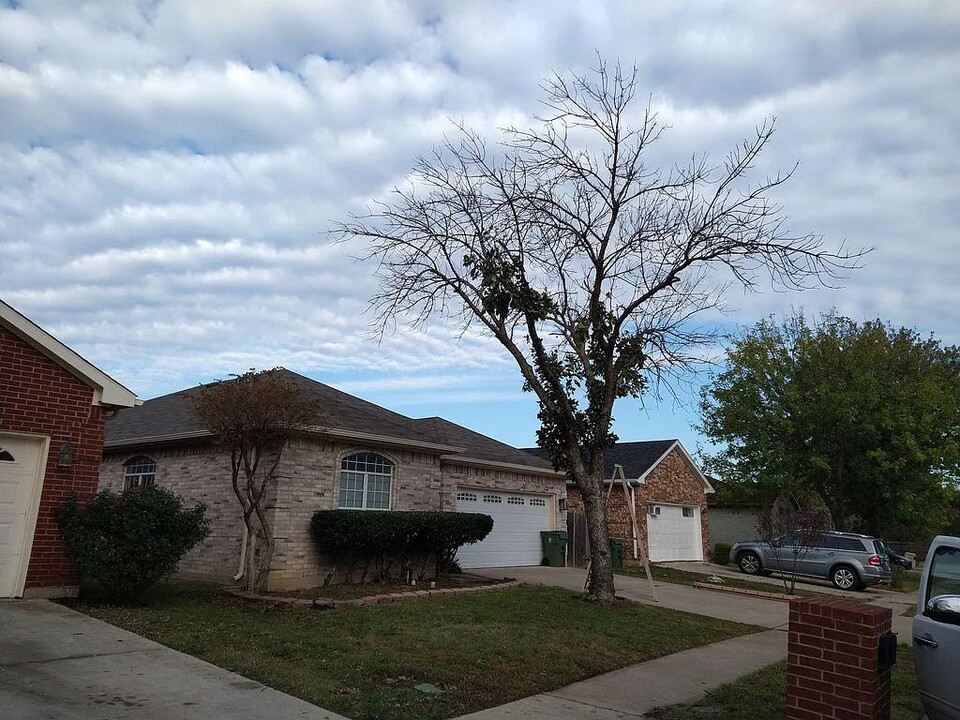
left=787, top=597, right=893, bottom=720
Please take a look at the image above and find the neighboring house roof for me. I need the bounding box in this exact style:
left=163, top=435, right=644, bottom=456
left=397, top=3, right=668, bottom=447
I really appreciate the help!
left=0, top=298, right=139, bottom=408
left=105, top=369, right=556, bottom=474
left=523, top=439, right=714, bottom=492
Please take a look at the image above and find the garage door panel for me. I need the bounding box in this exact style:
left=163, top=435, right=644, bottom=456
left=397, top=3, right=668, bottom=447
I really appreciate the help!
left=456, top=489, right=551, bottom=569
left=0, top=435, right=47, bottom=597
left=648, top=504, right=702, bottom=562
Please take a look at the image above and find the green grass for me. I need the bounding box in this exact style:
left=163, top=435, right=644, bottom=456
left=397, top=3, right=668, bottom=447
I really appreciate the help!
left=618, top=564, right=838, bottom=598
left=650, top=644, right=925, bottom=720
left=890, top=567, right=922, bottom=594
left=271, top=577, right=490, bottom=601
left=65, top=582, right=759, bottom=720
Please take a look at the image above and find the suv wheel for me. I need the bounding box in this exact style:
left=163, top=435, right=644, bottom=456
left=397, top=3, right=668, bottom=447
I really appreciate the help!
left=830, top=565, right=862, bottom=591
left=737, top=551, right=762, bottom=575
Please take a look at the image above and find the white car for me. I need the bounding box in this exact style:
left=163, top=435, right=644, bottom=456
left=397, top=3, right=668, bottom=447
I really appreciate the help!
left=913, top=535, right=960, bottom=720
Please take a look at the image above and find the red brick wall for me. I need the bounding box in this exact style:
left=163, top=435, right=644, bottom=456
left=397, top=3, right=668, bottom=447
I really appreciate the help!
left=566, top=447, right=711, bottom=560
left=787, top=597, right=892, bottom=720
left=0, top=326, right=104, bottom=589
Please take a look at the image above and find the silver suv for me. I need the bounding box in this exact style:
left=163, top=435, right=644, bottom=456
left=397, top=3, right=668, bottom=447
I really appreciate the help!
left=730, top=530, right=893, bottom=591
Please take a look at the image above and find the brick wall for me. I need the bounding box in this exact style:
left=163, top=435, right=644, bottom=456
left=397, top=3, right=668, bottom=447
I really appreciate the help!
left=100, top=445, right=245, bottom=582
left=1, top=326, right=103, bottom=591
left=566, top=447, right=711, bottom=561
left=101, top=437, right=564, bottom=590
left=787, top=597, right=893, bottom=720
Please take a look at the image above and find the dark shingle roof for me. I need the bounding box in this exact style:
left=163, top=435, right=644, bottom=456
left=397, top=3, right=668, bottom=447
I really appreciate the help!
left=414, top=417, right=554, bottom=471
left=522, top=439, right=678, bottom=479
left=106, top=369, right=553, bottom=473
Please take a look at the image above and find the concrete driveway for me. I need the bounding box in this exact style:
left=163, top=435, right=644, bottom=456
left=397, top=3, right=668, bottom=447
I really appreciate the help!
left=473, top=566, right=790, bottom=628
left=0, top=599, right=347, bottom=720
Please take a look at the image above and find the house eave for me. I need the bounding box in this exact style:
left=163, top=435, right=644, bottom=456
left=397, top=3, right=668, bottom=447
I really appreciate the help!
left=441, top=454, right=565, bottom=478
left=1, top=299, right=139, bottom=408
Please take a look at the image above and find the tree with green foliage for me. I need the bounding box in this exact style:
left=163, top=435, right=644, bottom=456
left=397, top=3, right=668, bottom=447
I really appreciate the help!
left=700, top=312, right=960, bottom=538
left=340, top=60, right=860, bottom=605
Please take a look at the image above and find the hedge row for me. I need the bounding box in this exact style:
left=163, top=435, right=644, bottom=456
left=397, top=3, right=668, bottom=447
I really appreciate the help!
left=310, top=510, right=493, bottom=583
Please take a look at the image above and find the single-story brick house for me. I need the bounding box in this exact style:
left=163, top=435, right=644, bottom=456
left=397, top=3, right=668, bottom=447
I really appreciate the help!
left=99, top=369, right=567, bottom=590
left=0, top=299, right=139, bottom=598
left=525, top=440, right=714, bottom=563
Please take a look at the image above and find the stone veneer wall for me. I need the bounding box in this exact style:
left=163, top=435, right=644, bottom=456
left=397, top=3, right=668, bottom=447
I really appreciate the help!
left=102, top=437, right=565, bottom=590
left=566, top=447, right=711, bottom=561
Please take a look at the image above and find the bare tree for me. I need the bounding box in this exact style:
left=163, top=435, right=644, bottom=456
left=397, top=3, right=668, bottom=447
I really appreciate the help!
left=339, top=60, right=864, bottom=605
left=194, top=369, right=324, bottom=592
left=756, top=504, right=831, bottom=594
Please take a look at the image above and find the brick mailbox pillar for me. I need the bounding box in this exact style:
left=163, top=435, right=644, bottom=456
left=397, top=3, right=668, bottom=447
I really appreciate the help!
left=787, top=597, right=894, bottom=720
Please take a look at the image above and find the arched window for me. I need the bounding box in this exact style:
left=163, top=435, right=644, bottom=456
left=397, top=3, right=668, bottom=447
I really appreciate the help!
left=124, top=456, right=157, bottom=489
left=0, top=449, right=14, bottom=462
left=338, top=452, right=393, bottom=510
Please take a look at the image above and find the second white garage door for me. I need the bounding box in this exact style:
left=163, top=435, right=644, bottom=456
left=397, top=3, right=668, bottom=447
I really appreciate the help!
left=455, top=489, right=552, bottom=568
left=647, top=503, right=703, bottom=562
left=0, top=433, right=48, bottom=598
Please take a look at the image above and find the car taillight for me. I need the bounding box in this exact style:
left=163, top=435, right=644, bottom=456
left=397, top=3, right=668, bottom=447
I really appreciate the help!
left=868, top=554, right=882, bottom=566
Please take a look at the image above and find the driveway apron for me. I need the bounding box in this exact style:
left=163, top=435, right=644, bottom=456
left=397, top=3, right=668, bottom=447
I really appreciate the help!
left=0, top=599, right=348, bottom=720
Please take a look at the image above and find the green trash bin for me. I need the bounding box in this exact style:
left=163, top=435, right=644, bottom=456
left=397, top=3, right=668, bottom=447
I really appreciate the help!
left=540, top=531, right=568, bottom=567
left=609, top=537, right=625, bottom=570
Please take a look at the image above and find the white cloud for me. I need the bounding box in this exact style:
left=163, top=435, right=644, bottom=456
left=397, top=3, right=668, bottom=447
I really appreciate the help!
left=1, top=0, right=957, bottom=451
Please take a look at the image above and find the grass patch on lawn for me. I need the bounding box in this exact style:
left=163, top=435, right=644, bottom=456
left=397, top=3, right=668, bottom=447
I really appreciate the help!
left=901, top=603, right=917, bottom=617
left=273, top=576, right=496, bottom=601
left=618, top=565, right=836, bottom=598
left=650, top=644, right=924, bottom=720
left=66, top=582, right=758, bottom=720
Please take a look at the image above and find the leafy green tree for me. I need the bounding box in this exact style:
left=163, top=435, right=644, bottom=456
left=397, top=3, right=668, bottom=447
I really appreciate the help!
left=700, top=312, right=960, bottom=538
left=340, top=60, right=860, bottom=605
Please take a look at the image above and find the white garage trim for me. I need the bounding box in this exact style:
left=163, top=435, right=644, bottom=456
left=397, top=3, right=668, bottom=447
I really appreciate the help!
left=0, top=431, right=50, bottom=598
left=646, top=501, right=704, bottom=562
left=455, top=487, right=555, bottom=568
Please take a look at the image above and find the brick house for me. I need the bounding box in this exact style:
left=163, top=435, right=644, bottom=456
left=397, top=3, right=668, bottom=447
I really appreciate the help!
left=0, top=299, right=138, bottom=598
left=525, top=440, right=714, bottom=563
left=99, top=369, right=566, bottom=590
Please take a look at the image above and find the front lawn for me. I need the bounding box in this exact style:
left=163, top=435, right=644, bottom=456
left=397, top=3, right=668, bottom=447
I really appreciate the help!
left=66, top=582, right=758, bottom=720
left=649, top=644, right=924, bottom=720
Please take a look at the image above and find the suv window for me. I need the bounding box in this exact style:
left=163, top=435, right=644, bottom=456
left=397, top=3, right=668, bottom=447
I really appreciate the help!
left=823, top=536, right=866, bottom=552
left=927, top=545, right=960, bottom=599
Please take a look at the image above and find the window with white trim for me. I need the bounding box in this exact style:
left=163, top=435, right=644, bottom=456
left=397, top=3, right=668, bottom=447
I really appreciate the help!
left=124, top=456, right=157, bottom=489
left=482, top=494, right=503, bottom=503
left=339, top=452, right=393, bottom=510
left=457, top=491, right=478, bottom=502
left=507, top=496, right=525, bottom=505
left=529, top=498, right=547, bottom=507
left=0, top=449, right=14, bottom=462
left=648, top=504, right=661, bottom=516
left=682, top=507, right=695, bottom=518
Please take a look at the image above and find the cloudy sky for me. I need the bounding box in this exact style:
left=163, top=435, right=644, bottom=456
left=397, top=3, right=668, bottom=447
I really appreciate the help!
left=2, top=1, right=958, bottom=454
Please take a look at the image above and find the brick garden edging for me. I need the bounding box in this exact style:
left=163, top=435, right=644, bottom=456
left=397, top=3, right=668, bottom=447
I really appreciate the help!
left=693, top=581, right=800, bottom=603
left=225, top=579, right=522, bottom=610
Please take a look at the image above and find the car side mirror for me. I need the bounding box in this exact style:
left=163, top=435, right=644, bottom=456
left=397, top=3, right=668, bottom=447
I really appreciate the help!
left=924, top=595, right=960, bottom=627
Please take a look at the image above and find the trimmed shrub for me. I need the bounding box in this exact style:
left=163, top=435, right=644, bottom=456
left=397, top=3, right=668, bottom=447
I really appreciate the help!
left=55, top=486, right=210, bottom=604
left=310, top=510, right=493, bottom=583
left=712, top=542, right=732, bottom=566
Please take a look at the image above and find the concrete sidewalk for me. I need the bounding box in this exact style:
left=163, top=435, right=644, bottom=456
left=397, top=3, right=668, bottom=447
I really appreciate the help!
left=458, top=629, right=788, bottom=719
left=475, top=566, right=790, bottom=629
left=0, top=599, right=348, bottom=720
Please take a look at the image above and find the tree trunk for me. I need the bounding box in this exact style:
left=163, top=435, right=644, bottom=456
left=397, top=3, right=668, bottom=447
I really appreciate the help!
left=577, top=472, right=616, bottom=606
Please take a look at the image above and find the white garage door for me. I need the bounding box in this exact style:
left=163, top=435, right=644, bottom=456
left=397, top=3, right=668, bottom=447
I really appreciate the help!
left=0, top=434, right=48, bottom=598
left=647, top=503, right=703, bottom=562
left=455, top=489, right=552, bottom=568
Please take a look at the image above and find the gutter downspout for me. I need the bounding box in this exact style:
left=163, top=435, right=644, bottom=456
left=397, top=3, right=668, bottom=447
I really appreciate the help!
left=233, top=524, right=248, bottom=582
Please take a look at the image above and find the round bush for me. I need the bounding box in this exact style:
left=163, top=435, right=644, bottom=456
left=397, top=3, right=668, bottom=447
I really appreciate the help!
left=712, top=542, right=733, bottom=566
left=55, top=486, right=210, bottom=603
